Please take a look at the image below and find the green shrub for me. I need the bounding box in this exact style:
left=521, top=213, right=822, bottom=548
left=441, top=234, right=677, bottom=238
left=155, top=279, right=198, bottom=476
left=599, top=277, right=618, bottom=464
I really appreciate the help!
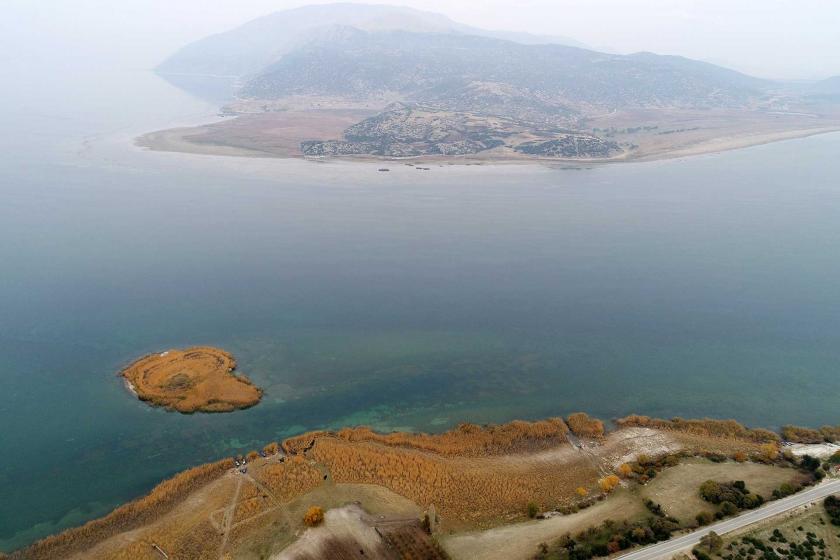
left=528, top=501, right=539, bottom=519
left=697, top=511, right=715, bottom=526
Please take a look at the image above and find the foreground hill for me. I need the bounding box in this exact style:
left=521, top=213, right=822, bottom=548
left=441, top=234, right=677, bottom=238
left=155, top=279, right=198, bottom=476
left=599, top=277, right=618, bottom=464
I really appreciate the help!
left=10, top=414, right=838, bottom=560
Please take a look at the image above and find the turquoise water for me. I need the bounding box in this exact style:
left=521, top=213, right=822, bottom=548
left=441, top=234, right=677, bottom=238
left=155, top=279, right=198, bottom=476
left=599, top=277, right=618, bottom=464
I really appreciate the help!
left=2, top=66, right=840, bottom=551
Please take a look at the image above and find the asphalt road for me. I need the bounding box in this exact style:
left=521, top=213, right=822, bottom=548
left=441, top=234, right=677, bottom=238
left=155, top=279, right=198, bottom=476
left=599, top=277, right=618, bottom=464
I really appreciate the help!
left=615, top=478, right=840, bottom=560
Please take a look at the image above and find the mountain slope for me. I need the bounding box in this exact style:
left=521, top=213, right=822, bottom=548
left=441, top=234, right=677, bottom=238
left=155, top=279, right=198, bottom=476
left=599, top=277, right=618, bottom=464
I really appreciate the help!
left=242, top=29, right=767, bottom=110
left=156, top=3, right=584, bottom=77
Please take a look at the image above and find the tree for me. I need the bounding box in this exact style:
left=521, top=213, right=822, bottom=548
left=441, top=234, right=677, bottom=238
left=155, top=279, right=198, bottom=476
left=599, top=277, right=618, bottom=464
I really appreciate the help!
left=825, top=495, right=840, bottom=526
left=618, top=463, right=634, bottom=477
left=303, top=505, right=324, bottom=526
left=699, top=480, right=722, bottom=503
left=699, top=531, right=723, bottom=554
left=720, top=501, right=739, bottom=516
left=576, top=486, right=589, bottom=497
left=733, top=451, right=747, bottom=462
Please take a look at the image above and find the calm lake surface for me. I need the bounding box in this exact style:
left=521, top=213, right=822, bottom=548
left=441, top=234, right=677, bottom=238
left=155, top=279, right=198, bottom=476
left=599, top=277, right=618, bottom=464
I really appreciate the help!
left=2, top=65, right=840, bottom=551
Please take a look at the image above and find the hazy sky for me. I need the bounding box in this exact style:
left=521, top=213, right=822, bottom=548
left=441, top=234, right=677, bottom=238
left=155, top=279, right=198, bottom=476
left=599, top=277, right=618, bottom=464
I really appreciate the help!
left=5, top=0, right=840, bottom=80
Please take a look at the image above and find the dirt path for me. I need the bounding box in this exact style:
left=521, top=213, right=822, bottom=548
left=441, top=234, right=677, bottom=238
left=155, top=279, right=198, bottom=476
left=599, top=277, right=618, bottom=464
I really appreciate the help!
left=218, top=476, right=244, bottom=559
left=441, top=492, right=645, bottom=560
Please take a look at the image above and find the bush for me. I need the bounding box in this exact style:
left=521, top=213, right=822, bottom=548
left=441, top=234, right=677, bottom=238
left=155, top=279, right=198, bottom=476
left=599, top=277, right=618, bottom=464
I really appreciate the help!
left=699, top=480, right=761, bottom=511
left=720, top=501, right=739, bottom=516
left=825, top=495, right=840, bottom=526
left=598, top=475, right=620, bottom=493
left=696, top=511, right=715, bottom=526
left=303, top=506, right=324, bottom=526
left=644, top=499, right=664, bottom=516
left=773, top=482, right=801, bottom=499
left=782, top=425, right=825, bottom=444
left=567, top=413, right=605, bottom=439
left=699, top=531, right=724, bottom=554
left=693, top=547, right=713, bottom=560
left=528, top=502, right=539, bottom=519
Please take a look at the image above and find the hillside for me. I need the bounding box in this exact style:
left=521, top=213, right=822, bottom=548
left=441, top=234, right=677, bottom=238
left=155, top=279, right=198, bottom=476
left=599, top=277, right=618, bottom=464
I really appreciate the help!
left=243, top=29, right=767, bottom=111
left=145, top=4, right=840, bottom=163
left=156, top=3, right=584, bottom=78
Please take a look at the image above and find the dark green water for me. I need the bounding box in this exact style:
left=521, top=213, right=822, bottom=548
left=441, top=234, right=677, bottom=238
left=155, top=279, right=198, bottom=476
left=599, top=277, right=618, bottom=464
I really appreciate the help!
left=1, top=67, right=840, bottom=551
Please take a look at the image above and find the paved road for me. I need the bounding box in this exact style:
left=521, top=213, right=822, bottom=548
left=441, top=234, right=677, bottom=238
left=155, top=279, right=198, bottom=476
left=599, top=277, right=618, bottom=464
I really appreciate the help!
left=615, top=479, right=840, bottom=560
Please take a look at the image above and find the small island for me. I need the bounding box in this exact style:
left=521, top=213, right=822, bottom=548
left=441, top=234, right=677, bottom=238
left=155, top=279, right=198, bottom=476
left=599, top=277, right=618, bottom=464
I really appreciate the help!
left=120, top=346, right=263, bottom=413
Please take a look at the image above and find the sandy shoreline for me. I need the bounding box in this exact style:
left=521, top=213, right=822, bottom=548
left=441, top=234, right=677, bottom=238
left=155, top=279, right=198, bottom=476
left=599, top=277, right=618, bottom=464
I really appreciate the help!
left=136, top=120, right=840, bottom=167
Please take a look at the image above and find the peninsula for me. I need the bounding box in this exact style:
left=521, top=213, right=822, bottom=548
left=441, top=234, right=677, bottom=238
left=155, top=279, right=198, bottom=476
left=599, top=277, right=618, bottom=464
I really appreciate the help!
left=140, top=5, right=840, bottom=165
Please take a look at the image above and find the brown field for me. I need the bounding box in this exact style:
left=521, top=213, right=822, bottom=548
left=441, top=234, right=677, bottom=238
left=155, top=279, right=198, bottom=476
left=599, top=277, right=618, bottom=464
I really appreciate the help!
left=120, top=346, right=262, bottom=413
left=639, top=459, right=805, bottom=525
left=9, top=416, right=809, bottom=560
left=137, top=109, right=377, bottom=158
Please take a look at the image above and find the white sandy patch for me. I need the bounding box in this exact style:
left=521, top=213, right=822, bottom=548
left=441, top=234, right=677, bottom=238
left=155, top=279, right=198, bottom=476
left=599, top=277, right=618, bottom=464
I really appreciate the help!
left=783, top=442, right=840, bottom=459
left=272, top=504, right=382, bottom=560
left=602, top=427, right=683, bottom=468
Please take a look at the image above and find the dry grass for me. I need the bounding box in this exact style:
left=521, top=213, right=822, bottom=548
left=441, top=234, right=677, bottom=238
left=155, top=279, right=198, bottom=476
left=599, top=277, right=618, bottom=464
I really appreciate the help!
left=283, top=418, right=570, bottom=457
left=616, top=415, right=780, bottom=444
left=639, top=459, right=804, bottom=525
left=782, top=424, right=840, bottom=443
left=308, top=437, right=599, bottom=527
left=568, top=413, right=605, bottom=439
left=120, top=346, right=262, bottom=413
left=253, top=456, right=324, bottom=501
left=13, top=458, right=233, bottom=560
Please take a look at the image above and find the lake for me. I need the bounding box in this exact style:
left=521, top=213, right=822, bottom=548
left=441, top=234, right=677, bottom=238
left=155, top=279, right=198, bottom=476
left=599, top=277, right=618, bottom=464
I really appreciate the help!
left=1, top=65, right=840, bottom=552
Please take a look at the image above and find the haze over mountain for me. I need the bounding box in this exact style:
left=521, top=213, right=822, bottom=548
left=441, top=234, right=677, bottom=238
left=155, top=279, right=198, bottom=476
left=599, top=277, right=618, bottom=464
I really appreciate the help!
left=157, top=3, right=586, bottom=78
left=149, top=3, right=840, bottom=162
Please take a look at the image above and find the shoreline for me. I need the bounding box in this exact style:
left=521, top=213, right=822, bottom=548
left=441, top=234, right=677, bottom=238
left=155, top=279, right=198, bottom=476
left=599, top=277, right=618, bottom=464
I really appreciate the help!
left=135, top=123, right=840, bottom=167
left=9, top=413, right=838, bottom=558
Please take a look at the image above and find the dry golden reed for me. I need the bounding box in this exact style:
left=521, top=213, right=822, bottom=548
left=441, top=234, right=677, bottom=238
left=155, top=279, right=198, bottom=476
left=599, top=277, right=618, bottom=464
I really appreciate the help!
left=616, top=415, right=780, bottom=443
left=308, top=437, right=598, bottom=523
left=13, top=458, right=233, bottom=560
left=283, top=417, right=570, bottom=457
left=567, top=412, right=605, bottom=439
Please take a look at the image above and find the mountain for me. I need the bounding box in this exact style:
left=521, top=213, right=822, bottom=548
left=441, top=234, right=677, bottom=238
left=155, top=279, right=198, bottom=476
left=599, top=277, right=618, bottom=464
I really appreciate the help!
left=809, top=76, right=840, bottom=96
left=153, top=4, right=823, bottom=162
left=242, top=29, right=767, bottom=111
left=156, top=3, right=585, bottom=78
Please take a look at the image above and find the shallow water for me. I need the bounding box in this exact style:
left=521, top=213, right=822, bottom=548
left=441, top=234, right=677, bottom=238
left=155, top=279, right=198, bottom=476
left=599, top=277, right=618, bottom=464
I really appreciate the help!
left=1, top=66, right=840, bottom=551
